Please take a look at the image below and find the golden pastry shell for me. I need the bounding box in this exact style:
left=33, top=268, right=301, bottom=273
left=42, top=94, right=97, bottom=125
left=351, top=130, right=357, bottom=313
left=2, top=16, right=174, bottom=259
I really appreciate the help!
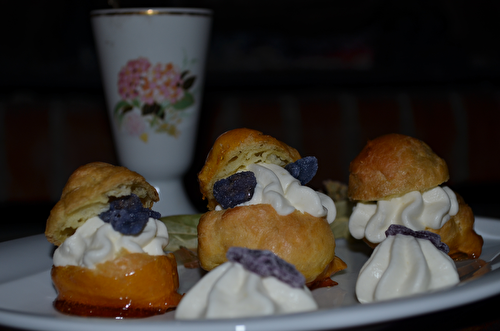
left=45, top=162, right=159, bottom=246
left=348, top=133, right=449, bottom=202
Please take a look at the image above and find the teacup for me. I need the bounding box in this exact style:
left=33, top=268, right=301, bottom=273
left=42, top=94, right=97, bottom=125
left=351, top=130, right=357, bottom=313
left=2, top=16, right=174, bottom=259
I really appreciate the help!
left=91, top=7, right=212, bottom=215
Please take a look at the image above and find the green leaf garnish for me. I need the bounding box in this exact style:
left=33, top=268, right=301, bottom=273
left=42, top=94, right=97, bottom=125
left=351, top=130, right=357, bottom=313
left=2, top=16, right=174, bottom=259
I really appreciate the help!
left=160, top=214, right=202, bottom=251
left=323, top=180, right=354, bottom=240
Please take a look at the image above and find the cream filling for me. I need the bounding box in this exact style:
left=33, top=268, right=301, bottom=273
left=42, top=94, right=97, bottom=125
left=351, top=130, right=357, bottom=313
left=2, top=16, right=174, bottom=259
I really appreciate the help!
left=53, top=216, right=168, bottom=269
left=216, top=163, right=336, bottom=223
left=175, top=262, right=317, bottom=319
left=349, top=186, right=458, bottom=243
left=356, top=234, right=459, bottom=303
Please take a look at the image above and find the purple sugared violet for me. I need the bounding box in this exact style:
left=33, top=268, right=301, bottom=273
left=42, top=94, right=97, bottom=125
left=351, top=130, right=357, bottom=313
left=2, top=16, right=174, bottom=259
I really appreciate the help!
left=385, top=224, right=450, bottom=254
left=285, top=156, right=318, bottom=185
left=213, top=171, right=257, bottom=209
left=99, top=194, right=161, bottom=235
left=226, top=246, right=306, bottom=288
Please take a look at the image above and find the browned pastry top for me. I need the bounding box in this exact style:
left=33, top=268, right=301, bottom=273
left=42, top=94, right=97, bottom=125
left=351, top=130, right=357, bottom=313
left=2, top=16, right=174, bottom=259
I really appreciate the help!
left=348, top=133, right=449, bottom=201
left=198, top=128, right=301, bottom=210
left=45, top=162, right=159, bottom=246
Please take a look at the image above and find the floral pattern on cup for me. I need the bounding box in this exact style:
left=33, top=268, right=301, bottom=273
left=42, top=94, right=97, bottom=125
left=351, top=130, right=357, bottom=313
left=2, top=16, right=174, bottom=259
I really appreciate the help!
left=114, top=57, right=197, bottom=142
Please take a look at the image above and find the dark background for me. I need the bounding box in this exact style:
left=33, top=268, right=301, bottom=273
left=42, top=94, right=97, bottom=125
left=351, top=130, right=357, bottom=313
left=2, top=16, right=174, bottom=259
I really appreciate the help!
left=2, top=1, right=500, bottom=90
left=1, top=0, right=500, bottom=240
left=3, top=1, right=500, bottom=90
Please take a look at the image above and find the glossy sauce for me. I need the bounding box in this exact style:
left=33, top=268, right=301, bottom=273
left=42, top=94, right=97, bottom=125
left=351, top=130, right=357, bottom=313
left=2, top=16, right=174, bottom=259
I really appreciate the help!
left=53, top=300, right=175, bottom=318
left=306, top=255, right=347, bottom=290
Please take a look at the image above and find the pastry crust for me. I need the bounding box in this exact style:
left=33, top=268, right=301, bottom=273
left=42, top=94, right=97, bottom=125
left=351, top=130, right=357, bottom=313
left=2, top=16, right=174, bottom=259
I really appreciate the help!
left=45, top=162, right=159, bottom=246
left=52, top=252, right=182, bottom=317
left=348, top=134, right=449, bottom=201
left=426, top=193, right=483, bottom=260
left=197, top=204, right=339, bottom=284
left=198, top=128, right=301, bottom=210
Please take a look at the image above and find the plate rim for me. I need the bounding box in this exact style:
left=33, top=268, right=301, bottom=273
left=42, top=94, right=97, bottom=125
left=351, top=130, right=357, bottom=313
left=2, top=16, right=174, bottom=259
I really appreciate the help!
left=0, top=216, right=499, bottom=331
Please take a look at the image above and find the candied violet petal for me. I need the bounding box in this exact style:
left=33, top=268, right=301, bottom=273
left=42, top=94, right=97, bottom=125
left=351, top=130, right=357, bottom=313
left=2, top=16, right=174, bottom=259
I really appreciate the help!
left=285, top=156, right=318, bottom=185
left=112, top=194, right=143, bottom=212
left=99, top=194, right=161, bottom=235
left=385, top=224, right=450, bottom=254
left=101, top=208, right=127, bottom=222
left=213, top=172, right=257, bottom=209
left=285, top=162, right=300, bottom=179
left=149, top=210, right=161, bottom=220
left=226, top=247, right=306, bottom=288
left=110, top=211, right=149, bottom=235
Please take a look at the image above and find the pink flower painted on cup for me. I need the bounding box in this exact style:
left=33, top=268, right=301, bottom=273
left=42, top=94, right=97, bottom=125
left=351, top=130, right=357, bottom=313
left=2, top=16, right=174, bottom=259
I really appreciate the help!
left=141, top=62, right=185, bottom=105
left=113, top=56, right=197, bottom=141
left=123, top=112, right=145, bottom=136
left=118, top=58, right=151, bottom=100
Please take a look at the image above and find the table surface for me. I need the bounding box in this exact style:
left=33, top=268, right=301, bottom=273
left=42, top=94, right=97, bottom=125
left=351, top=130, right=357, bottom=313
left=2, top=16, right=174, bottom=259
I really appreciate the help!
left=1, top=201, right=499, bottom=331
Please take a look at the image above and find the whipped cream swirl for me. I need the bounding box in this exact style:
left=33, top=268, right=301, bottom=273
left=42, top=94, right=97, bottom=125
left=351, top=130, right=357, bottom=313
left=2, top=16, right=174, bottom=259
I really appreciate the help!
left=349, top=186, right=458, bottom=243
left=356, top=233, right=459, bottom=303
left=175, top=261, right=318, bottom=319
left=216, top=163, right=336, bottom=223
left=53, top=216, right=168, bottom=268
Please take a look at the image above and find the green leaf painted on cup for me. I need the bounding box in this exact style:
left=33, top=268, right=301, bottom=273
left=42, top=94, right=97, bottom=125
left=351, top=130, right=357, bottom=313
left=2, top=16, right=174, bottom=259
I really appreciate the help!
left=173, top=92, right=194, bottom=110
left=182, top=76, right=196, bottom=90
left=113, top=100, right=133, bottom=127
left=142, top=102, right=162, bottom=116
left=113, top=100, right=131, bottom=116
left=181, top=70, right=190, bottom=79
left=132, top=99, right=141, bottom=108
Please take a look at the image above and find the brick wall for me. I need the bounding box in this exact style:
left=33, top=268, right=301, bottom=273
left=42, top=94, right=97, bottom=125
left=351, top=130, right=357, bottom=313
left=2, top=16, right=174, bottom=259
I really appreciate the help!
left=1, top=87, right=499, bottom=210
left=198, top=88, right=500, bottom=189
left=0, top=93, right=117, bottom=202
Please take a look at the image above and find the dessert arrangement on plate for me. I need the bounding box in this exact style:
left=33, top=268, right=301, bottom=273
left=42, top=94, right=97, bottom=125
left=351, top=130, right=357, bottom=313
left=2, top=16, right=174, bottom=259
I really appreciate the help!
left=43, top=128, right=484, bottom=319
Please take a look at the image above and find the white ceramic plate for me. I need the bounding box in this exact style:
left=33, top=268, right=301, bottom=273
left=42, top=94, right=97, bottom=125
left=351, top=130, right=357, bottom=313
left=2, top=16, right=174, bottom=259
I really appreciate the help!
left=1, top=217, right=499, bottom=331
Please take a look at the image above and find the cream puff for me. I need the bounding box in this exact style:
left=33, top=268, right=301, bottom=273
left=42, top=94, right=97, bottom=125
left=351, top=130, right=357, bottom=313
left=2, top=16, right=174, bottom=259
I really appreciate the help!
left=197, top=128, right=346, bottom=286
left=45, top=162, right=182, bottom=318
left=348, top=133, right=483, bottom=260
